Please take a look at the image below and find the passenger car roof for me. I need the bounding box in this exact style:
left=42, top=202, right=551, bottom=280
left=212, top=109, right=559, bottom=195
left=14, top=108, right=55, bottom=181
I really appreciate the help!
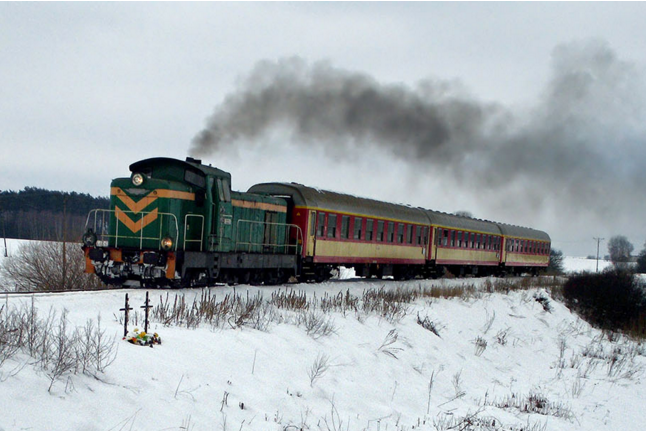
left=248, top=183, right=430, bottom=224
left=249, top=182, right=550, bottom=242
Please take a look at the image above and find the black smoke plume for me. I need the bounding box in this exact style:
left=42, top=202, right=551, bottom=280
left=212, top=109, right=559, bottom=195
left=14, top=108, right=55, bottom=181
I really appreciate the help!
left=191, top=40, right=646, bottom=230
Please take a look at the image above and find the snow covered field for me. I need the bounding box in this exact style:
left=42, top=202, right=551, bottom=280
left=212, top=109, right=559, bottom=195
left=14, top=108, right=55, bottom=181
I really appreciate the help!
left=562, top=256, right=613, bottom=274
left=1, top=240, right=645, bottom=431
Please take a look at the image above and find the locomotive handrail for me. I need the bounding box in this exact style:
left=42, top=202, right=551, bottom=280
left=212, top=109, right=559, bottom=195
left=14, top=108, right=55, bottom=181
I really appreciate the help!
left=234, top=219, right=303, bottom=255
left=85, top=208, right=179, bottom=251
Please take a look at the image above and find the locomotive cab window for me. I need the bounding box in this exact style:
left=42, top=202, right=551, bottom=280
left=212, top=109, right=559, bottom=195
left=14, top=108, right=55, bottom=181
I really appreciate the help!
left=185, top=170, right=206, bottom=189
left=221, top=179, right=231, bottom=202
left=215, top=178, right=231, bottom=202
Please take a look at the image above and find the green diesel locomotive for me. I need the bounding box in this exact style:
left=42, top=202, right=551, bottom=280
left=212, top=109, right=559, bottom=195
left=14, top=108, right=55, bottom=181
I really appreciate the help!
left=82, top=157, right=302, bottom=287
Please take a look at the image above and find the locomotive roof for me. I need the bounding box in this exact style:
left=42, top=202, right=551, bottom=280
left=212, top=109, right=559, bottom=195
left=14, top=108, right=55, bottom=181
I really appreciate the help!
left=248, top=183, right=429, bottom=224
left=129, top=157, right=231, bottom=182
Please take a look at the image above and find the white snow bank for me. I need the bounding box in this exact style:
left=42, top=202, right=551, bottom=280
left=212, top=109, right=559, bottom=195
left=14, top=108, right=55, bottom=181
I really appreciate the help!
left=1, top=279, right=645, bottom=431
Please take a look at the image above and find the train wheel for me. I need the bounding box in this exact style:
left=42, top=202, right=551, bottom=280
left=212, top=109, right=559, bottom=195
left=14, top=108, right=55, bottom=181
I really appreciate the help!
left=264, top=270, right=280, bottom=286
left=239, top=270, right=251, bottom=285
left=250, top=270, right=263, bottom=285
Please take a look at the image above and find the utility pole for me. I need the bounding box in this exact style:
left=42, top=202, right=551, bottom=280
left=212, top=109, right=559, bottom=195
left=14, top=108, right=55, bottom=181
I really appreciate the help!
left=62, top=195, right=67, bottom=290
left=1, top=209, right=7, bottom=258
left=593, top=237, right=605, bottom=272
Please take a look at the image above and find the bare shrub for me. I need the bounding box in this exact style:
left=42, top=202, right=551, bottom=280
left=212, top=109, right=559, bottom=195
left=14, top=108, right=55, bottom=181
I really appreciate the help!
left=576, top=334, right=645, bottom=381
left=484, top=391, right=573, bottom=420
left=474, top=336, right=488, bottom=356
left=0, top=241, right=104, bottom=291
left=482, top=310, right=496, bottom=334
left=378, top=329, right=403, bottom=359
left=556, top=336, right=568, bottom=370
left=495, top=328, right=509, bottom=346
left=571, top=373, right=587, bottom=398
left=362, top=287, right=411, bottom=323
left=320, top=289, right=359, bottom=315
left=0, top=302, right=117, bottom=390
left=153, top=290, right=275, bottom=331
left=47, top=310, right=77, bottom=391
left=534, top=291, right=553, bottom=313
left=451, top=370, right=466, bottom=399
left=434, top=412, right=547, bottom=431
left=298, top=310, right=336, bottom=339
left=76, top=315, right=117, bottom=374
left=416, top=312, right=441, bottom=337
left=0, top=305, right=20, bottom=367
left=308, top=352, right=330, bottom=387
left=270, top=289, right=309, bottom=311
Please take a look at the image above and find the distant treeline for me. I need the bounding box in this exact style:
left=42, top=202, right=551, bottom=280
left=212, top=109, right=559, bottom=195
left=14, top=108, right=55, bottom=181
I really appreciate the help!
left=0, top=187, right=109, bottom=241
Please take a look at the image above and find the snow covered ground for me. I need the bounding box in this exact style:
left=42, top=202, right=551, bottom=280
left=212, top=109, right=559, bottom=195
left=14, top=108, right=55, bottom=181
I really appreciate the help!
left=1, top=240, right=645, bottom=430
left=562, top=256, right=613, bottom=274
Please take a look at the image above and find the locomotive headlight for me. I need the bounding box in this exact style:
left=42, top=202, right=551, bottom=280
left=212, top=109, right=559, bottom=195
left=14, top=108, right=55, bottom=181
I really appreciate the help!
left=131, top=173, right=145, bottom=186
left=82, top=229, right=97, bottom=247
left=161, top=237, right=173, bottom=251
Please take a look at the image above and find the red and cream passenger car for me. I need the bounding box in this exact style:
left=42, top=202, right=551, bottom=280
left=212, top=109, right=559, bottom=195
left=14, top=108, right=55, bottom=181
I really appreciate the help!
left=248, top=183, right=430, bottom=280
left=248, top=183, right=550, bottom=280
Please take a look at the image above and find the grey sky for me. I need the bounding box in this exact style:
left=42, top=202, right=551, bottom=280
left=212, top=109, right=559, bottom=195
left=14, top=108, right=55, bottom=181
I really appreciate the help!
left=2, top=2, right=646, bottom=256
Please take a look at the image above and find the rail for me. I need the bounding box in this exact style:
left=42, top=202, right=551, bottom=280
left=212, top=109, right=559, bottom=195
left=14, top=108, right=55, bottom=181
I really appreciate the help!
left=85, top=209, right=179, bottom=251
left=234, top=219, right=303, bottom=255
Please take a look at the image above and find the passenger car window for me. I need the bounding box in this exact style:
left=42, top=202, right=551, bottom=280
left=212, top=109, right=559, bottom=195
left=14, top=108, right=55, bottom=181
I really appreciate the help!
left=317, top=213, right=326, bottom=237
left=341, top=216, right=350, bottom=239
left=354, top=217, right=363, bottom=240
left=327, top=214, right=337, bottom=238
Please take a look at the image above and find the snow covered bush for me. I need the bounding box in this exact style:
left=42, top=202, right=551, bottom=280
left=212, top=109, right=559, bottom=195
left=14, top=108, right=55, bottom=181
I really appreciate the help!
left=562, top=269, right=646, bottom=337
left=0, top=301, right=117, bottom=391
left=0, top=240, right=104, bottom=291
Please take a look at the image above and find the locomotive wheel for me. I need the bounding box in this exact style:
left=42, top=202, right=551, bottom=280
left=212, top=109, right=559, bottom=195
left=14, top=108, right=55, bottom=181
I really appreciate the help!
left=264, top=270, right=279, bottom=286
left=239, top=270, right=251, bottom=285
left=250, top=270, right=263, bottom=285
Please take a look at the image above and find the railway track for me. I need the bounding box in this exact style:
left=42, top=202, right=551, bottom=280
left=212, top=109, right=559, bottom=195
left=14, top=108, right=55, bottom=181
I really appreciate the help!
left=0, top=286, right=129, bottom=296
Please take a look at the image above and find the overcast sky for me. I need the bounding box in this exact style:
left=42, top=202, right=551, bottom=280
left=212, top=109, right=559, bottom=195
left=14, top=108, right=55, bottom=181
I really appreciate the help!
left=2, top=2, right=646, bottom=257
